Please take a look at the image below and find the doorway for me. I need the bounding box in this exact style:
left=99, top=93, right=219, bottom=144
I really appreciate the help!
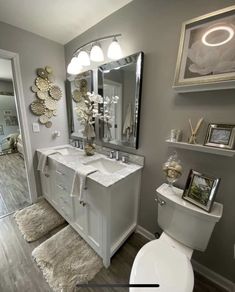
left=0, top=50, right=35, bottom=217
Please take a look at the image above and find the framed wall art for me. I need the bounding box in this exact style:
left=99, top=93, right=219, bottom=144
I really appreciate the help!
left=204, top=123, right=235, bottom=149
left=182, top=169, right=220, bottom=212
left=173, top=6, right=235, bottom=92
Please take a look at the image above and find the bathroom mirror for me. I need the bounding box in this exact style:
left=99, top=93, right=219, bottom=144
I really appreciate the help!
left=66, top=70, right=93, bottom=138
left=98, top=52, right=144, bottom=149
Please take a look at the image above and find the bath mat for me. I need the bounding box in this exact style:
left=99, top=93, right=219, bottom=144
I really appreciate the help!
left=14, top=199, right=66, bottom=242
left=32, top=225, right=103, bottom=292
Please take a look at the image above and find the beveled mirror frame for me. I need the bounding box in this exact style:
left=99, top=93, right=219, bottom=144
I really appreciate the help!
left=66, top=70, right=93, bottom=139
left=97, top=52, right=144, bottom=150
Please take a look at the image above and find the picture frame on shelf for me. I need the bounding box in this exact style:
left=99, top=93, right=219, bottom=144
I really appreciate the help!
left=182, top=169, right=220, bottom=212
left=204, top=123, right=235, bottom=149
left=173, top=6, right=235, bottom=92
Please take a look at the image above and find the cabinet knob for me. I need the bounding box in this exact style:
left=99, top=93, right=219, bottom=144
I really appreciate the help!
left=155, top=197, right=166, bottom=206
left=80, top=200, right=86, bottom=207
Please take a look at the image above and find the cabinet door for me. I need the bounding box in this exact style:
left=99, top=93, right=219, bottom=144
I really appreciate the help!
left=73, top=196, right=86, bottom=235
left=40, top=172, right=51, bottom=199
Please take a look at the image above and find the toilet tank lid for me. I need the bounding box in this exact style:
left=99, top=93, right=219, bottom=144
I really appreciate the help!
left=156, top=183, right=223, bottom=222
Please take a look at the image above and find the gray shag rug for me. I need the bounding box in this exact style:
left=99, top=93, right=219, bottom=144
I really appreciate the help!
left=14, top=199, right=65, bottom=242
left=32, top=225, right=103, bottom=292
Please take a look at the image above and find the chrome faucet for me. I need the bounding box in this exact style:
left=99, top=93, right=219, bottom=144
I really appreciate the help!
left=115, top=151, right=119, bottom=161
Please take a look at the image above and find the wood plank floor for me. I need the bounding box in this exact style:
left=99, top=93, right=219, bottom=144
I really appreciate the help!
left=0, top=214, right=227, bottom=292
left=0, top=153, right=30, bottom=218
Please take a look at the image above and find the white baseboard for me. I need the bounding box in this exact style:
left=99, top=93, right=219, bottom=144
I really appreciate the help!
left=192, top=260, right=235, bottom=292
left=135, top=225, right=155, bottom=241
left=135, top=225, right=235, bottom=292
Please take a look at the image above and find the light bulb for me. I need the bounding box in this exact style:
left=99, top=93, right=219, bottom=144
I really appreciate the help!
left=90, top=44, right=104, bottom=62
left=67, top=57, right=83, bottom=75
left=107, top=38, right=122, bottom=60
left=77, top=50, right=90, bottom=66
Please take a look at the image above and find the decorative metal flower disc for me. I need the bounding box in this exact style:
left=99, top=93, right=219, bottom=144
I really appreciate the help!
left=47, top=73, right=55, bottom=83
left=80, top=79, right=87, bottom=88
left=36, top=77, right=51, bottom=91
left=45, top=121, right=52, bottom=128
left=30, top=101, right=46, bottom=116
left=31, top=85, right=39, bottom=93
left=45, top=66, right=53, bottom=74
left=45, top=98, right=57, bottom=110
left=39, top=114, right=49, bottom=124
left=36, top=90, right=48, bottom=100
left=37, top=68, right=48, bottom=79
left=72, top=89, right=83, bottom=103
left=49, top=85, right=62, bottom=100
left=45, top=109, right=53, bottom=118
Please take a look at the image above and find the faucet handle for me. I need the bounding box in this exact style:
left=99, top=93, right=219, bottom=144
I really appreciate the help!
left=109, top=150, right=115, bottom=159
left=121, top=155, right=129, bottom=163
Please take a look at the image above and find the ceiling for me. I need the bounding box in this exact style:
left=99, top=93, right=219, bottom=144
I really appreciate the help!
left=0, top=0, right=133, bottom=44
left=0, top=59, right=12, bottom=80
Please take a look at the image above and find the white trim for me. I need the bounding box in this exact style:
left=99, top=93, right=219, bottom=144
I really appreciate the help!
left=0, top=49, right=37, bottom=203
left=135, top=225, right=234, bottom=292
left=192, top=260, right=235, bottom=292
left=111, top=223, right=136, bottom=256
left=135, top=224, right=155, bottom=241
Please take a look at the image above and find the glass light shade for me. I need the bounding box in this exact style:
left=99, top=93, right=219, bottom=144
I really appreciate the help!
left=90, top=44, right=104, bottom=62
left=67, top=57, right=83, bottom=74
left=107, top=39, right=122, bottom=60
left=77, top=50, right=90, bottom=66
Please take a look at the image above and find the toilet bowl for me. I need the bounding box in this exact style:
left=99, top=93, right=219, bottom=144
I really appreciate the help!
left=130, top=183, right=223, bottom=292
left=129, top=233, right=194, bottom=292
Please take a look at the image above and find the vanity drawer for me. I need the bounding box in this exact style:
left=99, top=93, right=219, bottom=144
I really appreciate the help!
left=55, top=164, right=74, bottom=191
left=55, top=183, right=73, bottom=219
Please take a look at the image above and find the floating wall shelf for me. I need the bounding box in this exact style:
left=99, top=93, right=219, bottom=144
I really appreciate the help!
left=166, top=140, right=235, bottom=157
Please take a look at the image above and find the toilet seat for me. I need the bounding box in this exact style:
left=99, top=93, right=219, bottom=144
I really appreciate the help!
left=129, top=238, right=194, bottom=292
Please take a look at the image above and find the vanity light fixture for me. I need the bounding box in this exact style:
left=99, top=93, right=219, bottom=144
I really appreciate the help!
left=202, top=25, right=234, bottom=47
left=90, top=43, right=104, bottom=62
left=77, top=50, right=90, bottom=66
left=67, top=57, right=83, bottom=75
left=67, top=34, right=122, bottom=74
left=107, top=37, right=122, bottom=60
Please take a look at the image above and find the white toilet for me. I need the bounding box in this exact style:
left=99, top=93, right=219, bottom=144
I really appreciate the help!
left=130, top=183, right=223, bottom=292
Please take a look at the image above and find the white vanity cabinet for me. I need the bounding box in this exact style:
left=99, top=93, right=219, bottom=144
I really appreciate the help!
left=37, top=149, right=142, bottom=268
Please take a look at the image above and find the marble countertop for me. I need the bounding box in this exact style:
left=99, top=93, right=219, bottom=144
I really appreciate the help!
left=37, top=144, right=143, bottom=187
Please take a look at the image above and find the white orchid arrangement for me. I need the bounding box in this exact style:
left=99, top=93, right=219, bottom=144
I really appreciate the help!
left=75, top=92, right=119, bottom=140
left=75, top=92, right=102, bottom=140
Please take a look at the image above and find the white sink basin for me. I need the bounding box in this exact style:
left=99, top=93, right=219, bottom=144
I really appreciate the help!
left=85, top=158, right=126, bottom=174
left=56, top=147, right=81, bottom=156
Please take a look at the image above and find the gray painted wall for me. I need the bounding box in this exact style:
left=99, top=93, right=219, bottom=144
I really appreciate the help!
left=65, top=0, right=235, bottom=281
left=0, top=21, right=69, bottom=196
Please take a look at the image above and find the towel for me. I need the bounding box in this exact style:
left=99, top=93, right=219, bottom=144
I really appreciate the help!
left=37, top=150, right=62, bottom=174
left=123, top=103, right=133, bottom=140
left=70, top=165, right=97, bottom=204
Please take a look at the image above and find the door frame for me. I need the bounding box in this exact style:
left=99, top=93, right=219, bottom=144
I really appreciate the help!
left=0, top=48, right=37, bottom=204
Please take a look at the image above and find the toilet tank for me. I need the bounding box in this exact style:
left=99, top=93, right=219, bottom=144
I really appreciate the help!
left=156, top=184, right=223, bottom=251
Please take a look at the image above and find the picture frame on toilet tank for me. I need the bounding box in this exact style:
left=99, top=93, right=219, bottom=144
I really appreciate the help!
left=182, top=169, right=220, bottom=212
left=173, top=5, right=235, bottom=92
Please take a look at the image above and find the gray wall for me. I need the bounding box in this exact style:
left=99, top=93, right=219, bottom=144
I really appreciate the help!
left=65, top=0, right=235, bottom=281
left=0, top=22, right=69, bottom=196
